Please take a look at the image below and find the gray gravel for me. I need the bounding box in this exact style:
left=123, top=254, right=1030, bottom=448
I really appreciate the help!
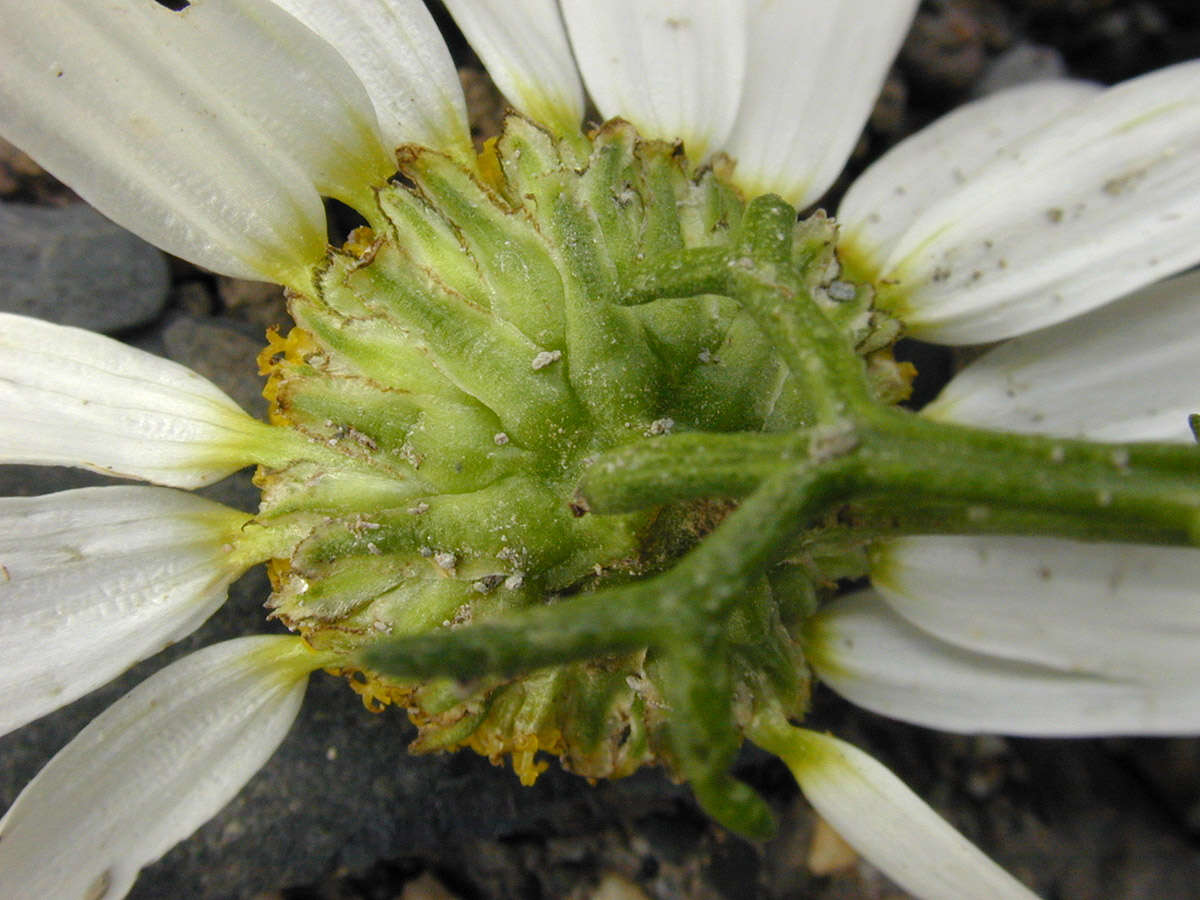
left=0, top=202, right=168, bottom=333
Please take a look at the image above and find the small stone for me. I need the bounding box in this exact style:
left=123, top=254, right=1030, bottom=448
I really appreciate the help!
left=974, top=42, right=1067, bottom=96
left=401, top=871, right=462, bottom=900
left=806, top=817, right=859, bottom=876
left=171, top=281, right=215, bottom=317
left=217, top=275, right=290, bottom=331
left=473, top=574, right=505, bottom=594
left=0, top=137, right=69, bottom=202
left=868, top=71, right=909, bottom=138
left=0, top=202, right=168, bottom=332
left=901, top=1, right=991, bottom=93
left=588, top=873, right=652, bottom=900
left=459, top=66, right=506, bottom=148
left=0, top=138, right=43, bottom=180
left=161, top=316, right=268, bottom=418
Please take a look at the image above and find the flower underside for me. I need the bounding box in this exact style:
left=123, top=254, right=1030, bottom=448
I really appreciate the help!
left=248, top=115, right=1200, bottom=838
left=257, top=117, right=902, bottom=788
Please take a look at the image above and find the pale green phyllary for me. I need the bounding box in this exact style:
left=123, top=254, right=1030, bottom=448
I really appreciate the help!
left=3, top=2, right=1200, bottom=899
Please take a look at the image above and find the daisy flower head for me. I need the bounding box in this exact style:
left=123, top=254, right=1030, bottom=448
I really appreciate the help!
left=1, top=1, right=1199, bottom=898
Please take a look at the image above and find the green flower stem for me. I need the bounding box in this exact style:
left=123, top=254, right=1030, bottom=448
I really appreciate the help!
left=658, top=629, right=776, bottom=840
left=361, top=588, right=661, bottom=681
left=364, top=458, right=855, bottom=679
left=726, top=260, right=867, bottom=422
left=845, top=500, right=1185, bottom=547
left=577, top=430, right=799, bottom=513
left=580, top=410, right=1200, bottom=548
left=855, top=410, right=1200, bottom=545
left=661, top=462, right=857, bottom=618
left=730, top=197, right=853, bottom=403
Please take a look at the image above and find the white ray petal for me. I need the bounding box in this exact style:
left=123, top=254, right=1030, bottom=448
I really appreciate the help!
left=0, top=0, right=395, bottom=285
left=868, top=60, right=1200, bottom=343
left=0, top=487, right=257, bottom=737
left=922, top=270, right=1200, bottom=442
left=873, top=536, right=1200, bottom=683
left=808, top=592, right=1200, bottom=735
left=0, top=636, right=317, bottom=900
left=0, top=313, right=286, bottom=488
left=839, top=79, right=1101, bottom=272
left=120, top=0, right=395, bottom=204
left=562, top=0, right=747, bottom=160
left=267, top=0, right=472, bottom=161
left=754, top=725, right=1038, bottom=900
left=443, top=0, right=584, bottom=137
left=723, top=0, right=919, bottom=209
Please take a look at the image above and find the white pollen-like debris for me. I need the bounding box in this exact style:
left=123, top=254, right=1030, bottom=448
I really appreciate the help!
left=531, top=350, right=562, bottom=370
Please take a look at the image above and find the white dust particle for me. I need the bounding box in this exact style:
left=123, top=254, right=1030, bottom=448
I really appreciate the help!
left=827, top=281, right=856, bottom=302
left=531, top=349, right=562, bottom=370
